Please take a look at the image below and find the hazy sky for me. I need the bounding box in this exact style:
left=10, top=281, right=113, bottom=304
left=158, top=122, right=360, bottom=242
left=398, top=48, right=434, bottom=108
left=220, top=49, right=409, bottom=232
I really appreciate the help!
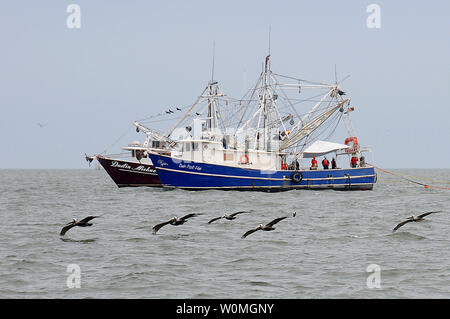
left=1, top=1, right=449, bottom=168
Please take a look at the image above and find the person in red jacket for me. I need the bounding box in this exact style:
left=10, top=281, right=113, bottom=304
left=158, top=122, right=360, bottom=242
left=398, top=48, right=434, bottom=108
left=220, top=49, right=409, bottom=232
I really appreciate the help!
left=351, top=156, right=358, bottom=168
left=322, top=157, right=329, bottom=169
left=311, top=156, right=318, bottom=169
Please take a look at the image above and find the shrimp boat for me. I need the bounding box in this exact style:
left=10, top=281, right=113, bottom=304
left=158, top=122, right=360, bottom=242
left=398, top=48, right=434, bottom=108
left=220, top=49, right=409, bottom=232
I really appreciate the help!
left=148, top=54, right=377, bottom=191
left=87, top=79, right=240, bottom=187
left=87, top=122, right=170, bottom=187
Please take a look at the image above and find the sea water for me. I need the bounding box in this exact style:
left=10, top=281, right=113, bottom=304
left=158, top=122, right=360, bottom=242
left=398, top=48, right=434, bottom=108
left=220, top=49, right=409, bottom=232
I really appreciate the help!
left=0, top=169, right=449, bottom=298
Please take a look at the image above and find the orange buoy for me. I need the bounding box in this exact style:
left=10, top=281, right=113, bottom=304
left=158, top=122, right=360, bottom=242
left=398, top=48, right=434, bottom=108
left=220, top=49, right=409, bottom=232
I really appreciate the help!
left=240, top=154, right=249, bottom=164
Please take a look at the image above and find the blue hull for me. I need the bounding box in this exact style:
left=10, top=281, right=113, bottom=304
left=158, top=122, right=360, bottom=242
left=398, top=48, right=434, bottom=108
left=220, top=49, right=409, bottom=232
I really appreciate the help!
left=148, top=153, right=376, bottom=191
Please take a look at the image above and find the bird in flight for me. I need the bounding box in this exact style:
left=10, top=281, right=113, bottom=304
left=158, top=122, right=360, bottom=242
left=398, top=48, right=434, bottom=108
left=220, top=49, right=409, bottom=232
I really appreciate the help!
left=60, top=216, right=99, bottom=236
left=152, top=213, right=201, bottom=234
left=393, top=211, right=441, bottom=232
left=207, top=211, right=251, bottom=224
left=241, top=216, right=288, bottom=239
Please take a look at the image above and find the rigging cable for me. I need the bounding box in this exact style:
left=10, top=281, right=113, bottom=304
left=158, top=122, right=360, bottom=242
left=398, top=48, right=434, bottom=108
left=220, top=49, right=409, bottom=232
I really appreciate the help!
left=100, top=125, right=134, bottom=155
left=369, top=164, right=450, bottom=190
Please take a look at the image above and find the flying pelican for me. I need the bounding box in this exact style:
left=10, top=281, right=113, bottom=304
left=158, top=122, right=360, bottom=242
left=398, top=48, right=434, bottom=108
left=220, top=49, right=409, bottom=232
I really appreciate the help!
left=207, top=211, right=251, bottom=224
left=241, top=216, right=288, bottom=239
left=393, top=211, right=441, bottom=232
left=152, top=213, right=201, bottom=234
left=60, top=216, right=98, bottom=236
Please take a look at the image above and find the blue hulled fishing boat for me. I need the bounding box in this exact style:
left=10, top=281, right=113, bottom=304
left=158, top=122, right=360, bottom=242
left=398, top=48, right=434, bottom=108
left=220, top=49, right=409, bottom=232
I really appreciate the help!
left=149, top=54, right=376, bottom=191
left=148, top=153, right=376, bottom=191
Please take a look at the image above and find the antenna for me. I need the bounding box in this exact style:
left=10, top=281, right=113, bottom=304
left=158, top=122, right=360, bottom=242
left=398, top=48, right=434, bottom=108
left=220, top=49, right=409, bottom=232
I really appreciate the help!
left=264, top=25, right=271, bottom=74
left=211, top=41, right=215, bottom=82
left=334, top=64, right=338, bottom=85
left=334, top=64, right=351, bottom=84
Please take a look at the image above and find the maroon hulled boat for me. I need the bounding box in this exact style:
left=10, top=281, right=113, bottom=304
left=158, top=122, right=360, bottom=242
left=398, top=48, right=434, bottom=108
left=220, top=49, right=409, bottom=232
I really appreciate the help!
left=88, top=122, right=173, bottom=188
left=96, top=155, right=161, bottom=187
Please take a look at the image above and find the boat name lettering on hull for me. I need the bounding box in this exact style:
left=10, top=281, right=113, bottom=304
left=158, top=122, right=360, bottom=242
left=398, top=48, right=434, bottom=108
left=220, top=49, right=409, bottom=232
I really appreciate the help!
left=157, top=160, right=168, bottom=167
left=179, top=163, right=202, bottom=171
left=111, top=161, right=132, bottom=169
left=135, top=165, right=156, bottom=173
left=111, top=161, right=156, bottom=174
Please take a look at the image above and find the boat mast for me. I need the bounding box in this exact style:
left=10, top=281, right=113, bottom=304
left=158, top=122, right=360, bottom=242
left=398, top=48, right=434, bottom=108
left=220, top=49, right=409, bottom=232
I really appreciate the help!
left=261, top=53, right=280, bottom=152
left=263, top=54, right=270, bottom=149
left=208, top=42, right=217, bottom=130
left=263, top=27, right=271, bottom=150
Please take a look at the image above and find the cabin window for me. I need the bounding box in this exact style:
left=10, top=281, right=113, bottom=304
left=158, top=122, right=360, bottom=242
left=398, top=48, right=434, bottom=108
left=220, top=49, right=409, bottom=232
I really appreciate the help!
left=193, top=142, right=199, bottom=151
left=184, top=143, right=191, bottom=152
left=224, top=152, right=233, bottom=161
left=152, top=140, right=161, bottom=148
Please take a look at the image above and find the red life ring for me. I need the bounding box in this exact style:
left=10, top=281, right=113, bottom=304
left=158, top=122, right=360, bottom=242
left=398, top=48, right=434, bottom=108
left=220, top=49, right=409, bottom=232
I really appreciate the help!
left=344, top=137, right=359, bottom=153
left=240, top=154, right=249, bottom=164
